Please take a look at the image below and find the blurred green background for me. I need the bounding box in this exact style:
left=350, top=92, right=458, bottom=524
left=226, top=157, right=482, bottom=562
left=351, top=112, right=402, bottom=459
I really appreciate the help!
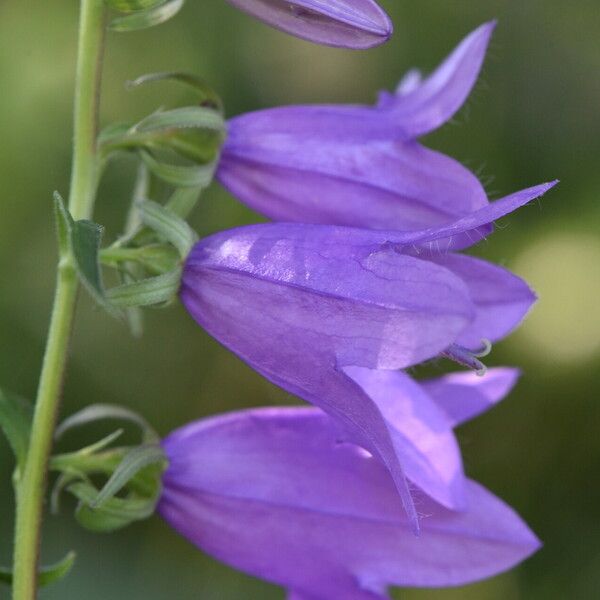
left=1, top=0, right=599, bottom=598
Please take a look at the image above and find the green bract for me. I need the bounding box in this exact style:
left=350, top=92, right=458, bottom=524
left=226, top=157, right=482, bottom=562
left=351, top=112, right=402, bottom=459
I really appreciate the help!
left=50, top=405, right=167, bottom=533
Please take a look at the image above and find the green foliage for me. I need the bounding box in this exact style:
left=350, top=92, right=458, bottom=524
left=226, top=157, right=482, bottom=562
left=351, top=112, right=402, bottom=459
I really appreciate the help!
left=53, top=193, right=119, bottom=317
left=0, top=388, right=32, bottom=475
left=50, top=405, right=167, bottom=533
left=127, top=71, right=224, bottom=112
left=55, top=403, right=159, bottom=443
left=110, top=0, right=184, bottom=32
left=138, top=199, right=198, bottom=257
left=0, top=552, right=76, bottom=588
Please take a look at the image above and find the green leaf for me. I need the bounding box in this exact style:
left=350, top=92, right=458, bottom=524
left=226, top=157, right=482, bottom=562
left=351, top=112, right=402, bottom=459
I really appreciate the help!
left=140, top=150, right=218, bottom=187
left=38, top=552, right=77, bottom=586
left=110, top=0, right=184, bottom=32
left=127, top=71, right=224, bottom=112
left=0, top=388, right=33, bottom=473
left=0, top=552, right=76, bottom=587
left=53, top=193, right=119, bottom=317
left=138, top=199, right=197, bottom=257
left=55, top=403, right=159, bottom=443
left=71, top=220, right=109, bottom=305
left=68, top=481, right=158, bottom=532
left=165, top=186, right=202, bottom=219
left=92, top=444, right=166, bottom=508
left=102, top=107, right=224, bottom=164
left=134, top=106, right=225, bottom=136
left=106, top=0, right=167, bottom=11
left=105, top=269, right=182, bottom=307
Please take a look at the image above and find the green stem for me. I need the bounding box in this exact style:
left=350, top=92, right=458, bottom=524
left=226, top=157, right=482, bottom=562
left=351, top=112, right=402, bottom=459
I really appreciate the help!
left=12, top=2, right=106, bottom=598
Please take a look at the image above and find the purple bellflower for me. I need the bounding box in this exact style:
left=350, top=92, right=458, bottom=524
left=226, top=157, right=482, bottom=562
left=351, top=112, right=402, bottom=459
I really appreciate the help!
left=218, top=22, right=497, bottom=237
left=224, top=0, right=393, bottom=49
left=180, top=181, right=555, bottom=529
left=159, top=403, right=540, bottom=599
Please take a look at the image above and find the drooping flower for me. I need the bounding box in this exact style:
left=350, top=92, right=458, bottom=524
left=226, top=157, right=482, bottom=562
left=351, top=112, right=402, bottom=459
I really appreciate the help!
left=218, top=21, right=496, bottom=239
left=159, top=405, right=540, bottom=599
left=180, top=182, right=555, bottom=528
left=224, top=0, right=393, bottom=49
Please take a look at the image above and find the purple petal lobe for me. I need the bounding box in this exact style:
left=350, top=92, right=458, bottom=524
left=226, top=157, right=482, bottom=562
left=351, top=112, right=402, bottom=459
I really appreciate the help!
left=181, top=223, right=475, bottom=526
left=403, top=181, right=558, bottom=250
left=343, top=366, right=466, bottom=509
left=375, top=21, right=496, bottom=137
left=160, top=407, right=541, bottom=596
left=423, top=253, right=537, bottom=347
left=219, top=139, right=488, bottom=232
left=225, top=0, right=392, bottom=49
left=422, top=367, right=521, bottom=427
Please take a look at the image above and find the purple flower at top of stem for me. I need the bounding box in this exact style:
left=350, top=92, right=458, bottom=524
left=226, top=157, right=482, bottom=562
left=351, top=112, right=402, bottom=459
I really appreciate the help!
left=224, top=0, right=393, bottom=49
left=159, top=401, right=540, bottom=599
left=218, top=21, right=498, bottom=242
left=179, top=180, right=556, bottom=530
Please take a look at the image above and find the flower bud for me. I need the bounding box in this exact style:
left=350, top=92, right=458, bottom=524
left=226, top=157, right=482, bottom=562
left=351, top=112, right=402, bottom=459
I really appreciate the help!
left=226, top=0, right=393, bottom=48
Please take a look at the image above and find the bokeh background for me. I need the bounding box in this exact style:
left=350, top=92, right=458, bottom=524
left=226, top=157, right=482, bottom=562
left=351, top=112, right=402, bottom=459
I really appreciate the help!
left=1, top=0, right=599, bottom=598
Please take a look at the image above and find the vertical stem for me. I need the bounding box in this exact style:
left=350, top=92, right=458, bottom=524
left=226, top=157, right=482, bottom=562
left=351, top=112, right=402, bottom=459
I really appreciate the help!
left=11, top=2, right=106, bottom=598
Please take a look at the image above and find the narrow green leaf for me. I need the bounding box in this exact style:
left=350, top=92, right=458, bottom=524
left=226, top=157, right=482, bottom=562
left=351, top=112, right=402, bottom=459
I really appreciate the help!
left=138, top=199, right=197, bottom=257
left=0, top=388, right=33, bottom=472
left=71, top=220, right=114, bottom=312
left=106, top=0, right=167, bottom=11
left=110, top=0, right=184, bottom=32
left=140, top=149, right=218, bottom=187
left=107, top=108, right=224, bottom=163
left=55, top=404, right=159, bottom=443
left=69, top=481, right=158, bottom=532
left=165, top=186, right=201, bottom=219
left=127, top=71, right=223, bottom=112
left=38, top=552, right=77, bottom=587
left=106, top=269, right=182, bottom=307
left=92, top=444, right=166, bottom=508
left=0, top=552, right=76, bottom=587
left=53, top=193, right=119, bottom=317
left=134, top=106, right=225, bottom=135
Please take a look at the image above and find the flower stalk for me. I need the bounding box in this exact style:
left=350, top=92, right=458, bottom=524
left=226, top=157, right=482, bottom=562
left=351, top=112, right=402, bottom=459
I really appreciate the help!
left=11, top=1, right=107, bottom=598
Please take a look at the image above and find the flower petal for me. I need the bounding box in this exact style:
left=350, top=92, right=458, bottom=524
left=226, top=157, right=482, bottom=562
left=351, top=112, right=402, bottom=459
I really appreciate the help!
left=181, top=223, right=475, bottom=527
left=343, top=366, right=466, bottom=509
left=422, top=253, right=537, bottom=347
left=422, top=367, right=521, bottom=427
left=218, top=139, right=488, bottom=232
left=160, top=407, right=541, bottom=596
left=403, top=181, right=558, bottom=250
left=375, top=21, right=496, bottom=137
left=225, top=0, right=392, bottom=49
left=182, top=223, right=475, bottom=371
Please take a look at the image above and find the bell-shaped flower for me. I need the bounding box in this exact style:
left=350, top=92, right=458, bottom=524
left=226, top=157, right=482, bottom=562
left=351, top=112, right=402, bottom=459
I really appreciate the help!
left=159, top=405, right=540, bottom=599
left=180, top=183, right=554, bottom=528
left=218, top=22, right=497, bottom=240
left=224, top=0, right=393, bottom=49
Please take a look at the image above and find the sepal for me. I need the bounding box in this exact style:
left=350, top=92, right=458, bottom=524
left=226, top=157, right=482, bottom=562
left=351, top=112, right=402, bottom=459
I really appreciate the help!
left=100, top=105, right=224, bottom=189
left=51, top=404, right=167, bottom=533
